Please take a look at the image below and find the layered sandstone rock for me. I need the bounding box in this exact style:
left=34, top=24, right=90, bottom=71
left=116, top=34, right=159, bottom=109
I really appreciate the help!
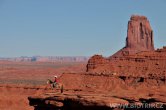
left=87, top=15, right=166, bottom=74
left=28, top=73, right=166, bottom=110
left=112, top=15, right=154, bottom=57
left=126, top=15, right=154, bottom=51
left=86, top=55, right=108, bottom=72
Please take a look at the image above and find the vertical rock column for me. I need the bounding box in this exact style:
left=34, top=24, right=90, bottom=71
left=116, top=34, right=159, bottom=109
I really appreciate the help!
left=126, top=15, right=154, bottom=51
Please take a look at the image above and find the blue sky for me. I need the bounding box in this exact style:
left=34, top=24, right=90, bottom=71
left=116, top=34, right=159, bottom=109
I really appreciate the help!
left=0, top=0, right=165, bottom=57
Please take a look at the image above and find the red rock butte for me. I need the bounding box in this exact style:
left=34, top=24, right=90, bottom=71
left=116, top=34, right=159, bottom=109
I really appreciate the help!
left=112, top=15, right=154, bottom=58
left=126, top=15, right=154, bottom=51
left=87, top=15, right=166, bottom=78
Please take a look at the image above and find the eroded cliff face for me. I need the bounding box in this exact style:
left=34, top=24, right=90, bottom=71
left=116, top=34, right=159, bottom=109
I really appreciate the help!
left=86, top=55, right=110, bottom=72
left=87, top=15, right=159, bottom=72
left=126, top=15, right=154, bottom=51
left=112, top=15, right=154, bottom=57
left=87, top=46, right=166, bottom=77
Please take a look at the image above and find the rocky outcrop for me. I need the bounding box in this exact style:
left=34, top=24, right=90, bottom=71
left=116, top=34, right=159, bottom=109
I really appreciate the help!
left=28, top=73, right=166, bottom=110
left=112, top=15, right=154, bottom=57
left=28, top=93, right=166, bottom=110
left=86, top=55, right=109, bottom=72
left=87, top=15, right=160, bottom=73
left=126, top=15, right=154, bottom=51
left=87, top=46, right=166, bottom=76
left=28, top=93, right=128, bottom=110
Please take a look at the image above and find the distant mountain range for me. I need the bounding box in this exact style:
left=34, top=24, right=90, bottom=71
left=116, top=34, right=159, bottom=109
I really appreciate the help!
left=0, top=56, right=89, bottom=62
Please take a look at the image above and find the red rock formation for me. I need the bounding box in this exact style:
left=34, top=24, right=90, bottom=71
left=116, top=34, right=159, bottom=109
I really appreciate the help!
left=87, top=15, right=166, bottom=76
left=28, top=73, right=166, bottom=110
left=126, top=15, right=154, bottom=50
left=86, top=55, right=108, bottom=72
left=112, top=15, right=154, bottom=57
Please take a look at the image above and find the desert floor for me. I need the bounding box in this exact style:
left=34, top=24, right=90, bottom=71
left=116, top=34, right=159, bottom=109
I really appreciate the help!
left=0, top=61, right=86, bottom=110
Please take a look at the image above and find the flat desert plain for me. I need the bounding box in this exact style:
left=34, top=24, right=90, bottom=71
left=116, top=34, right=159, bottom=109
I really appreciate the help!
left=0, top=61, right=86, bottom=110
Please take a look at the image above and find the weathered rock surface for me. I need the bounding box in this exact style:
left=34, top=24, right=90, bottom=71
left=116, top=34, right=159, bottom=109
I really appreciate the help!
left=112, top=15, right=154, bottom=57
left=87, top=15, right=166, bottom=74
left=87, top=55, right=109, bottom=73
left=87, top=46, right=166, bottom=77
left=126, top=15, right=154, bottom=51
left=28, top=73, right=166, bottom=110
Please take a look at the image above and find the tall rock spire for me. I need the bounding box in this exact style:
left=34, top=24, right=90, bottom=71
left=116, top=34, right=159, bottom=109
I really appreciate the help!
left=111, top=15, right=155, bottom=57
left=126, top=15, right=154, bottom=51
left=87, top=15, right=157, bottom=72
